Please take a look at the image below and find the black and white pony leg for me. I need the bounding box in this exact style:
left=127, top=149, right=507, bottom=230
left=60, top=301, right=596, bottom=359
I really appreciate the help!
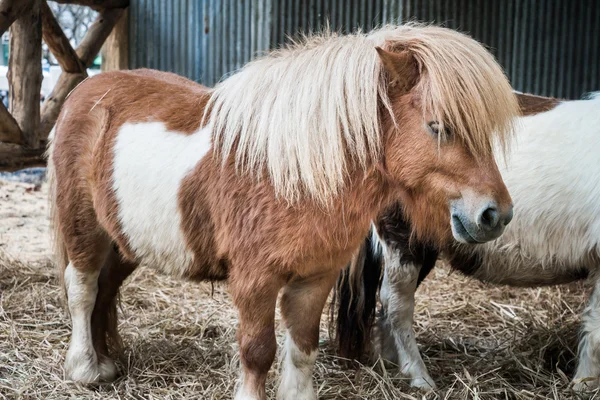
left=377, top=251, right=435, bottom=389
left=574, top=280, right=600, bottom=391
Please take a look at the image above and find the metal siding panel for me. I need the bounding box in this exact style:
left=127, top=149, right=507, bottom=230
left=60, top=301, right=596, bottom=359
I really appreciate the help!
left=591, top=1, right=600, bottom=92
left=565, top=0, right=576, bottom=98
left=535, top=0, right=544, bottom=95
left=128, top=0, right=599, bottom=95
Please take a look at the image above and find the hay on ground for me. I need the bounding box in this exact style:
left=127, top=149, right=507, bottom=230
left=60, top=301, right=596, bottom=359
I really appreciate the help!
left=0, top=180, right=595, bottom=399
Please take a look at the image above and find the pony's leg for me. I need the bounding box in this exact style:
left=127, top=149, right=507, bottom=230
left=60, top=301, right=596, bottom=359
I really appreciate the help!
left=91, top=246, right=139, bottom=379
left=231, top=271, right=284, bottom=400
left=277, top=270, right=339, bottom=400
left=374, top=307, right=400, bottom=364
left=378, top=256, right=435, bottom=389
left=63, top=239, right=113, bottom=383
left=574, top=279, right=600, bottom=391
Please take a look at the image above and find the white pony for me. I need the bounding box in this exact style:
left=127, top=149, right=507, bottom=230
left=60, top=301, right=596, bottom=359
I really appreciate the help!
left=334, top=92, right=600, bottom=391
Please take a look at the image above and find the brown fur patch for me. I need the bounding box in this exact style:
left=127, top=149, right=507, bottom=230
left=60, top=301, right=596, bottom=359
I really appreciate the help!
left=280, top=271, right=340, bottom=354
left=516, top=93, right=561, bottom=116
left=91, top=246, right=138, bottom=359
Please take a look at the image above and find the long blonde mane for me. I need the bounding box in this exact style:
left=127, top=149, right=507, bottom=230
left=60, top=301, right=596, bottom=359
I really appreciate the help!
left=206, top=23, right=518, bottom=205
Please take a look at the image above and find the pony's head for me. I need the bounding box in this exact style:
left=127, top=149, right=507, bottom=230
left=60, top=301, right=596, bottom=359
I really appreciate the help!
left=372, top=24, right=518, bottom=245
left=207, top=23, right=517, bottom=245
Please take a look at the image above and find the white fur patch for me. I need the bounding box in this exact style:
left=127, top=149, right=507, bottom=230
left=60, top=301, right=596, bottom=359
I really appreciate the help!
left=112, top=122, right=211, bottom=276
left=574, top=282, right=600, bottom=391
left=64, top=263, right=102, bottom=383
left=378, top=251, right=436, bottom=389
left=460, top=96, right=600, bottom=282
left=277, top=332, right=317, bottom=400
left=234, top=371, right=262, bottom=400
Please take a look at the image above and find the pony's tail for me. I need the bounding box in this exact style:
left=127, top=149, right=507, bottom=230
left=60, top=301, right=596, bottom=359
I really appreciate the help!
left=46, top=130, right=69, bottom=298
left=331, top=231, right=383, bottom=362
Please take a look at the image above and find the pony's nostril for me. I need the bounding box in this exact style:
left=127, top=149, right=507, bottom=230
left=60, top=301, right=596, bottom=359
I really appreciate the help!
left=479, top=207, right=499, bottom=230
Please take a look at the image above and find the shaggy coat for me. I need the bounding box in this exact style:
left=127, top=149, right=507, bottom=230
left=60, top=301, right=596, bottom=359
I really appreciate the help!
left=334, top=92, right=600, bottom=391
left=49, top=24, right=518, bottom=400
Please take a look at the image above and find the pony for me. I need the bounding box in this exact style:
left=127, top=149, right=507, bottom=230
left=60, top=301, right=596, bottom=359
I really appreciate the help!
left=333, top=92, right=600, bottom=391
left=48, top=24, right=518, bottom=400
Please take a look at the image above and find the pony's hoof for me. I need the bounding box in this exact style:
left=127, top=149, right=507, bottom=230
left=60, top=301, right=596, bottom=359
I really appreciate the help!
left=573, top=377, right=600, bottom=392
left=65, top=351, right=118, bottom=383
left=98, top=357, right=118, bottom=381
left=276, top=389, right=316, bottom=400
left=65, top=354, right=101, bottom=384
left=410, top=376, right=436, bottom=390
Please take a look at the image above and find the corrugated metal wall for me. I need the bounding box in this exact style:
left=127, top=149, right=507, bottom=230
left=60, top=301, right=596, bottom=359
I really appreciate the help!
left=129, top=0, right=599, bottom=99
left=395, top=0, right=600, bottom=99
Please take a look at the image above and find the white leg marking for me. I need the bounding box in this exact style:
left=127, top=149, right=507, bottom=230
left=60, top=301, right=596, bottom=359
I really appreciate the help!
left=64, top=263, right=108, bottom=383
left=574, top=280, right=600, bottom=391
left=378, top=245, right=435, bottom=389
left=374, top=311, right=399, bottom=365
left=112, top=122, right=212, bottom=276
left=277, top=331, right=317, bottom=400
left=234, top=370, right=261, bottom=400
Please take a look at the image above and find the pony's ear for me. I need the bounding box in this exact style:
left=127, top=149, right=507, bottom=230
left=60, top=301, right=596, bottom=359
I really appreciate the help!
left=375, top=47, right=419, bottom=93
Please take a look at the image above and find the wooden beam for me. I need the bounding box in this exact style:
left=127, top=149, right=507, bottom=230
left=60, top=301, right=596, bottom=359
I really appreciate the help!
left=51, top=0, right=129, bottom=11
left=0, top=0, right=35, bottom=36
left=0, top=142, right=45, bottom=170
left=40, top=71, right=87, bottom=139
left=0, top=101, right=21, bottom=144
left=40, top=6, right=126, bottom=140
left=41, top=0, right=85, bottom=74
left=7, top=0, right=42, bottom=148
left=77, top=7, right=125, bottom=67
left=101, top=8, right=128, bottom=72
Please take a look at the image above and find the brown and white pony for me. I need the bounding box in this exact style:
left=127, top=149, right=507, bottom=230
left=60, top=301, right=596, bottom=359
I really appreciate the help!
left=334, top=92, right=600, bottom=391
left=48, top=24, right=518, bottom=400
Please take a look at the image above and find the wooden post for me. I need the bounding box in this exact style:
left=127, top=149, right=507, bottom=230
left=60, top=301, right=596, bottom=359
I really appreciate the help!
left=40, top=6, right=125, bottom=139
left=8, top=0, right=42, bottom=148
left=52, top=0, right=129, bottom=11
left=0, top=102, right=21, bottom=144
left=0, top=0, right=35, bottom=36
left=101, top=8, right=128, bottom=71
left=0, top=142, right=45, bottom=170
left=77, top=7, right=125, bottom=68
left=41, top=0, right=85, bottom=73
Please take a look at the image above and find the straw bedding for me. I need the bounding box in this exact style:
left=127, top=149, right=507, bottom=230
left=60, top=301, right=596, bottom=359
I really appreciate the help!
left=0, top=180, right=592, bottom=399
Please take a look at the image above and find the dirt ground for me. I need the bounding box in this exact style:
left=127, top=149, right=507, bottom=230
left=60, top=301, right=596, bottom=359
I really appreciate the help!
left=0, top=179, right=595, bottom=399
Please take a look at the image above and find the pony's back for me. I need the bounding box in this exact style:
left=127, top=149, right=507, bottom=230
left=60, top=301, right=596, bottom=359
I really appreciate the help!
left=47, top=69, right=211, bottom=285
left=460, top=94, right=600, bottom=284
left=332, top=94, right=600, bottom=362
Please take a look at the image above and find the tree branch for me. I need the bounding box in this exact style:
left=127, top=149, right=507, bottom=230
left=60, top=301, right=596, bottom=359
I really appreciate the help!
left=0, top=101, right=22, bottom=144
left=0, top=142, right=46, bottom=170
left=51, top=0, right=129, bottom=11
left=76, top=7, right=125, bottom=67
left=0, top=0, right=35, bottom=36
left=41, top=0, right=85, bottom=73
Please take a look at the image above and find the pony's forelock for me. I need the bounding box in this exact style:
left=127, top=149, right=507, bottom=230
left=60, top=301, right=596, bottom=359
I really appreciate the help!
left=206, top=23, right=519, bottom=205
left=370, top=23, right=519, bottom=158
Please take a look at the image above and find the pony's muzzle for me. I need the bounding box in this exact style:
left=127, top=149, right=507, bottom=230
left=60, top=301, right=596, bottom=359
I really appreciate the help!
left=477, top=202, right=513, bottom=231
left=450, top=199, right=513, bottom=244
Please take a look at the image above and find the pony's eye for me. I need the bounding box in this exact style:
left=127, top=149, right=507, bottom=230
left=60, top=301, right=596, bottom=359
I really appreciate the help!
left=428, top=121, right=452, bottom=141
left=427, top=121, right=441, bottom=136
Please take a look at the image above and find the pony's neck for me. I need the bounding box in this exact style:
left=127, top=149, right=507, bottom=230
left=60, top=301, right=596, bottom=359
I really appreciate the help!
left=336, top=168, right=396, bottom=222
